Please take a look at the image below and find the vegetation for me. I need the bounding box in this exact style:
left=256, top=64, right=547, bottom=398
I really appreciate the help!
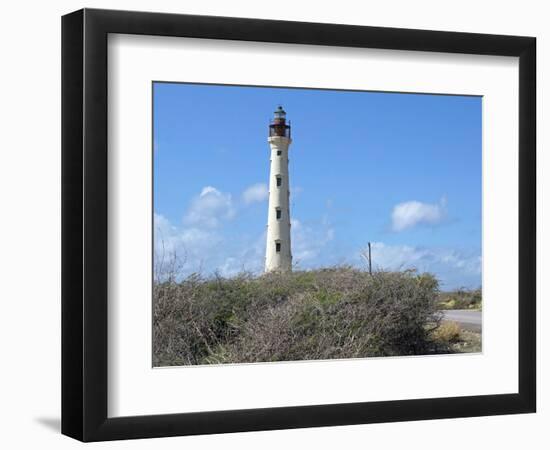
left=431, top=321, right=462, bottom=344
left=153, top=266, right=477, bottom=367
left=438, top=288, right=482, bottom=310
left=451, top=330, right=482, bottom=353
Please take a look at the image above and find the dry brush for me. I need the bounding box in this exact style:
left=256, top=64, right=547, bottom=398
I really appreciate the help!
left=153, top=267, right=452, bottom=366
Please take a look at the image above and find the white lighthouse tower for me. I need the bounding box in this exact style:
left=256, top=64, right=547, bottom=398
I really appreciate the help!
left=265, top=106, right=293, bottom=272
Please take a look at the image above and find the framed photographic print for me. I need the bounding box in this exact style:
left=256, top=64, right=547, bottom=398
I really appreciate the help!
left=61, top=8, right=536, bottom=442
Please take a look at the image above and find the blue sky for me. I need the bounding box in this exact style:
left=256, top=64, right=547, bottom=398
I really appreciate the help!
left=153, top=82, right=481, bottom=290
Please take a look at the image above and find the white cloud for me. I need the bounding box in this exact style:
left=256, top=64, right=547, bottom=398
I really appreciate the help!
left=218, top=257, right=241, bottom=278
left=366, top=242, right=481, bottom=289
left=154, top=211, right=266, bottom=279
left=391, top=198, right=447, bottom=232
left=242, top=183, right=269, bottom=205
left=291, top=218, right=335, bottom=265
left=217, top=230, right=267, bottom=277
left=154, top=185, right=272, bottom=278
left=183, top=186, right=235, bottom=228
left=154, top=213, right=222, bottom=267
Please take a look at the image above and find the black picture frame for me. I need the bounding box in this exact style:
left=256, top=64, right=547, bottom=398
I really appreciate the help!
left=62, top=8, right=536, bottom=442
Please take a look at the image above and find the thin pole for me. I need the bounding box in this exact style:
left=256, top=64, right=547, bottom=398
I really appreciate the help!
left=368, top=242, right=372, bottom=275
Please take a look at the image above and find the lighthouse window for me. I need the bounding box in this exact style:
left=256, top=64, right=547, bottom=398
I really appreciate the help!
left=275, top=242, right=281, bottom=253
left=277, top=150, right=282, bottom=156
left=276, top=208, right=282, bottom=219
left=276, top=176, right=282, bottom=187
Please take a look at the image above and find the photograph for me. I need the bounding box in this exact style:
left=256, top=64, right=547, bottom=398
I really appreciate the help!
left=152, top=82, right=483, bottom=367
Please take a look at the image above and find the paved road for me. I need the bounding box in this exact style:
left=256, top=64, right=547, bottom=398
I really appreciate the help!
left=441, top=309, right=482, bottom=333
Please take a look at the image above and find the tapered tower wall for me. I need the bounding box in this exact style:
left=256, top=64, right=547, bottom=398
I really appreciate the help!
left=265, top=134, right=292, bottom=272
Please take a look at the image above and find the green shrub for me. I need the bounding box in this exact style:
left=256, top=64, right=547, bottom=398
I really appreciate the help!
left=153, top=267, right=449, bottom=366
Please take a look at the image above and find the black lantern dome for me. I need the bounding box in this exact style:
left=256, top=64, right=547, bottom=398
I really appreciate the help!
left=274, top=105, right=286, bottom=120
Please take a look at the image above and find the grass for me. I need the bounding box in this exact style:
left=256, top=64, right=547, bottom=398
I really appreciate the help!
left=153, top=266, right=480, bottom=366
left=430, top=321, right=481, bottom=353
left=438, top=288, right=482, bottom=310
left=431, top=321, right=462, bottom=344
